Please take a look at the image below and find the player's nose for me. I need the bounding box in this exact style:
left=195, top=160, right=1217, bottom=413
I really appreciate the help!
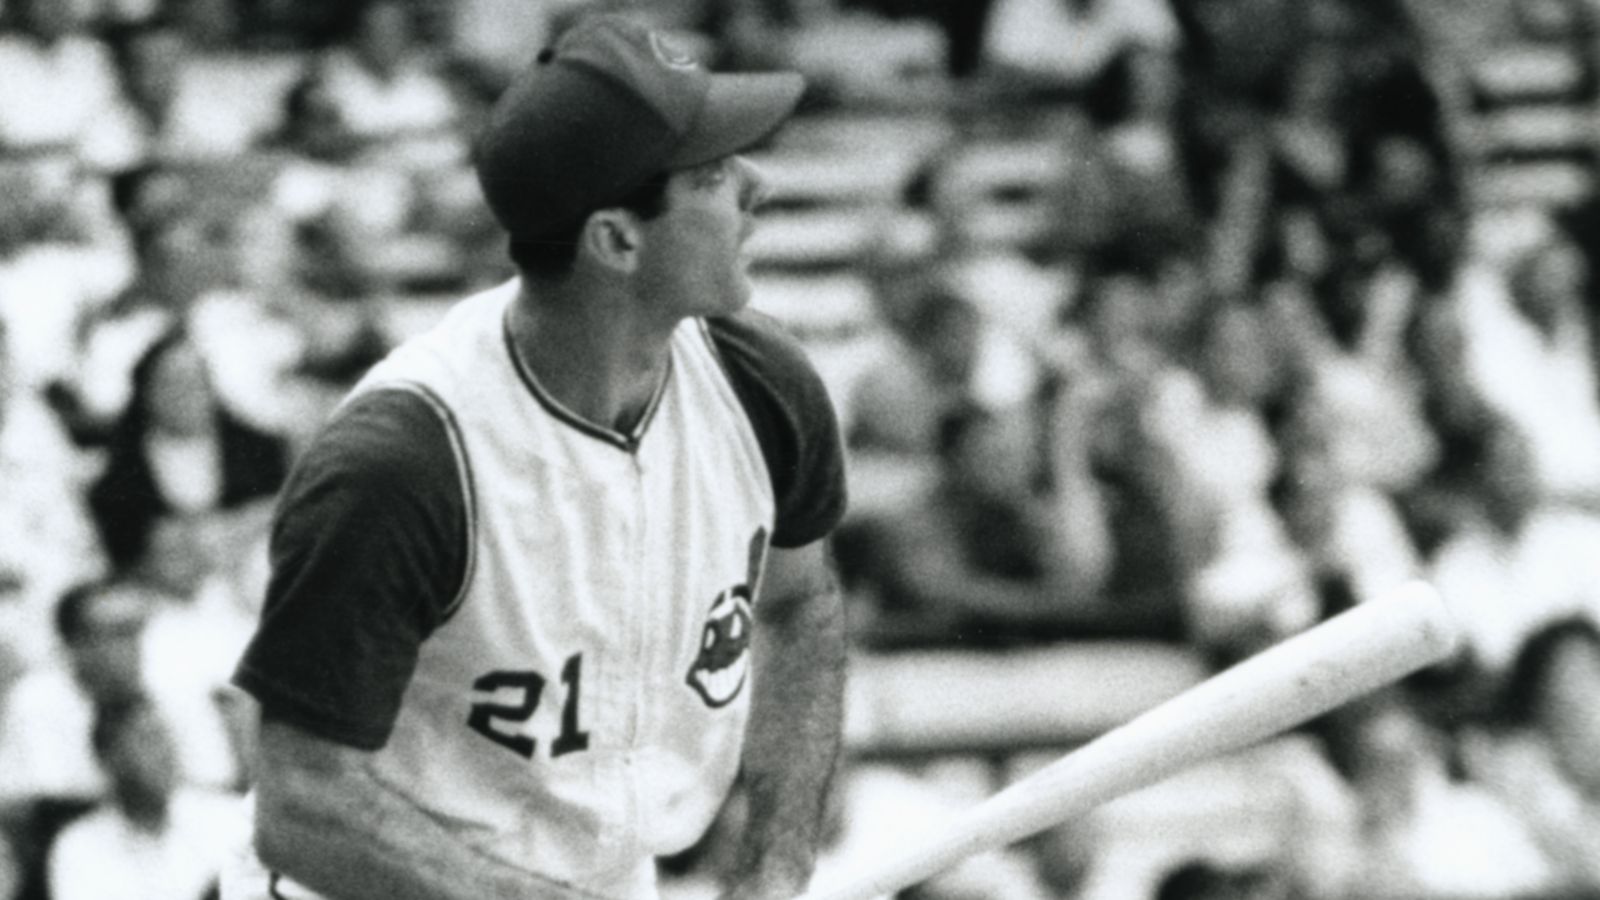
left=733, top=156, right=771, bottom=214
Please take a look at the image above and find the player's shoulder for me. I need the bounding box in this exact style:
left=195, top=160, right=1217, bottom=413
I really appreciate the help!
left=289, top=387, right=460, bottom=498
left=700, top=308, right=830, bottom=408
left=699, top=309, right=848, bottom=546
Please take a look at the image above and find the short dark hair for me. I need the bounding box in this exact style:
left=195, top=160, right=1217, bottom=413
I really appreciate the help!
left=90, top=693, right=157, bottom=761
left=54, top=580, right=148, bottom=646
left=1503, top=615, right=1600, bottom=726
left=507, top=171, right=671, bottom=279
left=104, top=14, right=185, bottom=63
left=55, top=581, right=109, bottom=646
left=936, top=402, right=992, bottom=461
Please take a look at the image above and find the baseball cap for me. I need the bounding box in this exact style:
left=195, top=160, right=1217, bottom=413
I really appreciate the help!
left=474, top=15, right=806, bottom=240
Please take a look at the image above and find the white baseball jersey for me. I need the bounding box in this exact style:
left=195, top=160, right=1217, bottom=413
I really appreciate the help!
left=229, top=280, right=847, bottom=899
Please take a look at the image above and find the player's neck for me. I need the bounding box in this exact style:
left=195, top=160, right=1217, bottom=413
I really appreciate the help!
left=508, top=280, right=677, bottom=437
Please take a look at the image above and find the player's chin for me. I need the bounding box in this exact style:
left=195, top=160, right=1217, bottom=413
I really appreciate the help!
left=734, top=266, right=757, bottom=307
left=708, top=268, right=756, bottom=315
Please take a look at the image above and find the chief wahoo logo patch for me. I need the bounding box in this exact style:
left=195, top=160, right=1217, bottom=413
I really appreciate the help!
left=650, top=31, right=699, bottom=70
left=686, top=529, right=766, bottom=708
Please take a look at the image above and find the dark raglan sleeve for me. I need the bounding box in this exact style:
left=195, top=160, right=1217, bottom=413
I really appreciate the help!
left=232, top=387, right=469, bottom=750
left=703, top=311, right=849, bottom=549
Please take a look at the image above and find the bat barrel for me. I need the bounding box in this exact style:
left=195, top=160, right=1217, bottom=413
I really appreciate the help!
left=799, top=581, right=1459, bottom=900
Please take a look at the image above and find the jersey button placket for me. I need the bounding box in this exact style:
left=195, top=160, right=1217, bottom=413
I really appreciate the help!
left=623, top=452, right=652, bottom=851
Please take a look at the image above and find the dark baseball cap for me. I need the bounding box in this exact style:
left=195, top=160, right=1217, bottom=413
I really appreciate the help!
left=474, top=15, right=806, bottom=240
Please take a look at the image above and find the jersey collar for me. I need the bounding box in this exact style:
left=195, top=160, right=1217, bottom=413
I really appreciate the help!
left=501, top=306, right=673, bottom=454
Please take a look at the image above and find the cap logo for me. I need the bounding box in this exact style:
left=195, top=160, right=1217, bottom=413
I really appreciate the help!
left=649, top=31, right=699, bottom=70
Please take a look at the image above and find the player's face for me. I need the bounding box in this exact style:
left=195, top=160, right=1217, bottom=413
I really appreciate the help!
left=105, top=703, right=180, bottom=811
left=356, top=1, right=411, bottom=77
left=948, top=409, right=1037, bottom=501
left=68, top=592, right=147, bottom=701
left=126, top=30, right=186, bottom=112
left=146, top=341, right=215, bottom=436
left=635, top=156, right=769, bottom=318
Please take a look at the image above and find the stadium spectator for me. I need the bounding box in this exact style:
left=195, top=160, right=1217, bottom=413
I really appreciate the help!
left=849, top=280, right=1039, bottom=457
left=181, top=198, right=396, bottom=441
left=106, top=18, right=266, bottom=164
left=1351, top=136, right=1454, bottom=279
left=269, top=1, right=479, bottom=295
left=0, top=0, right=141, bottom=172
left=1338, top=3, right=1455, bottom=212
left=1169, top=0, right=1296, bottom=218
left=110, top=20, right=191, bottom=161
left=59, top=202, right=230, bottom=436
left=0, top=1, right=1587, bottom=893
left=1040, top=110, right=1130, bottom=264
left=1258, top=256, right=1434, bottom=607
left=0, top=160, right=135, bottom=395
left=1176, top=300, right=1319, bottom=657
left=1094, top=46, right=1202, bottom=263
left=78, top=301, right=276, bottom=603
left=83, top=0, right=161, bottom=28
left=1462, top=615, right=1600, bottom=889
left=1274, top=397, right=1422, bottom=615
left=268, top=213, right=394, bottom=388
left=448, top=0, right=569, bottom=79
left=1416, top=371, right=1600, bottom=675
left=1454, top=228, right=1600, bottom=501
left=0, top=581, right=239, bottom=804
left=911, top=134, right=1076, bottom=327
left=0, top=317, right=105, bottom=676
left=263, top=84, right=424, bottom=294
left=1266, top=42, right=1349, bottom=212
left=84, top=327, right=288, bottom=575
left=845, top=397, right=1113, bottom=647
left=981, top=0, right=1180, bottom=103
left=167, top=0, right=241, bottom=49
left=1153, top=859, right=1289, bottom=900
left=1268, top=285, right=1432, bottom=604
left=1326, top=693, right=1557, bottom=899
left=300, top=0, right=460, bottom=157
left=1068, top=270, right=1215, bottom=635
left=45, top=693, right=245, bottom=900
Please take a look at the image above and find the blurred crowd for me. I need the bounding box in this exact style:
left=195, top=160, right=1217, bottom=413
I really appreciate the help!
left=3, top=0, right=1600, bottom=898
left=822, top=0, right=1600, bottom=895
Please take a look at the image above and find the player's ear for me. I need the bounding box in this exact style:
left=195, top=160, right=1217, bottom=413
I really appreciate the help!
left=581, top=209, right=641, bottom=274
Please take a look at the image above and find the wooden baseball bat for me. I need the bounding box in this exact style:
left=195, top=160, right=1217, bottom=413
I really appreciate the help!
left=799, top=580, right=1460, bottom=900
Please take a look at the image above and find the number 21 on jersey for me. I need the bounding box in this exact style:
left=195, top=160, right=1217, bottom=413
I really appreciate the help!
left=466, top=652, right=590, bottom=759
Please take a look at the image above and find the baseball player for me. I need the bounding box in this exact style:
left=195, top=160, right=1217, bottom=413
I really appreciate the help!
left=224, top=15, right=848, bottom=900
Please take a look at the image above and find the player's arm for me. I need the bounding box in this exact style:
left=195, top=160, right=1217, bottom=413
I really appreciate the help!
left=721, top=538, right=846, bottom=899
left=253, top=717, right=595, bottom=900
left=233, top=389, right=591, bottom=900
left=702, top=310, right=852, bottom=897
